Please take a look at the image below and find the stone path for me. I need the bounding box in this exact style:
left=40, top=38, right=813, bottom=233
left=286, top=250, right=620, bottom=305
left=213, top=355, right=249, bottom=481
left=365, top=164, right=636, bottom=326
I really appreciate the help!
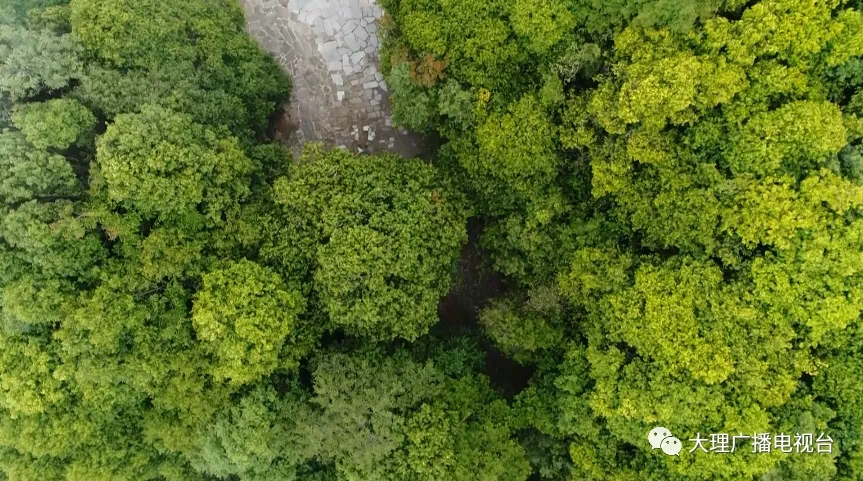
left=241, top=0, right=423, bottom=156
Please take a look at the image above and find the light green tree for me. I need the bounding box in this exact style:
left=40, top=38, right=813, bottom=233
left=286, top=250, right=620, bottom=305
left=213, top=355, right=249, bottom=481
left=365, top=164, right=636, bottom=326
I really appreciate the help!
left=274, top=145, right=468, bottom=341
left=191, top=259, right=308, bottom=385
left=11, top=98, right=95, bottom=150
left=95, top=104, right=253, bottom=223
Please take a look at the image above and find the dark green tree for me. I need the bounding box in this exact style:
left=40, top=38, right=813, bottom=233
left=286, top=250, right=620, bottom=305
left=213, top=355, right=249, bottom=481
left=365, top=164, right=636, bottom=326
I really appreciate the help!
left=301, top=347, right=531, bottom=481
left=273, top=145, right=468, bottom=341
left=70, top=0, right=291, bottom=135
left=0, top=17, right=82, bottom=101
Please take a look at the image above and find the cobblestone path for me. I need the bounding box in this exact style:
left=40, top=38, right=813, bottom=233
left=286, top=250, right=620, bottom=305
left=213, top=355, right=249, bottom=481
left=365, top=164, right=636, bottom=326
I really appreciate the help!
left=241, top=0, right=423, bottom=156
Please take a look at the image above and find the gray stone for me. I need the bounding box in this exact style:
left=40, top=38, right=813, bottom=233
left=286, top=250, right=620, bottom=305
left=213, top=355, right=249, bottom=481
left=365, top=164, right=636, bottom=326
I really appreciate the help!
left=345, top=33, right=360, bottom=50
left=332, top=74, right=344, bottom=85
left=350, top=51, right=365, bottom=65
left=323, top=18, right=336, bottom=36
left=363, top=81, right=378, bottom=89
left=321, top=41, right=339, bottom=59
left=320, top=4, right=337, bottom=17
left=355, top=27, right=369, bottom=41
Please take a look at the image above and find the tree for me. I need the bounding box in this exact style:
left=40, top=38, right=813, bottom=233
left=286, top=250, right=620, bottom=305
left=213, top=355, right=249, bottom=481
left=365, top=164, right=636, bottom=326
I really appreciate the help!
left=0, top=330, right=66, bottom=416
left=11, top=98, right=95, bottom=150
left=480, top=285, right=565, bottom=363
left=94, top=104, right=253, bottom=224
left=377, top=0, right=863, bottom=478
left=388, top=63, right=435, bottom=132
left=5, top=0, right=68, bottom=23
left=8, top=0, right=863, bottom=479
left=381, top=0, right=527, bottom=94
left=74, top=62, right=258, bottom=138
left=0, top=200, right=104, bottom=279
left=463, top=95, right=560, bottom=215
left=191, top=385, right=310, bottom=481
left=273, top=145, right=468, bottom=341
left=191, top=259, right=308, bottom=385
left=569, top=0, right=739, bottom=38
left=0, top=20, right=82, bottom=101
left=69, top=0, right=291, bottom=135
left=69, top=0, right=245, bottom=71
left=509, top=0, right=574, bottom=55
left=0, top=1, right=301, bottom=480
left=301, top=347, right=531, bottom=481
left=1, top=274, right=74, bottom=328
left=0, top=131, right=79, bottom=204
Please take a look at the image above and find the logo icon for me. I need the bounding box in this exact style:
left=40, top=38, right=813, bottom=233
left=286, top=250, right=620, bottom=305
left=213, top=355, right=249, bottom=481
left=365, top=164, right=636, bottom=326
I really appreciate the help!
left=648, top=427, right=681, bottom=456
left=661, top=436, right=682, bottom=456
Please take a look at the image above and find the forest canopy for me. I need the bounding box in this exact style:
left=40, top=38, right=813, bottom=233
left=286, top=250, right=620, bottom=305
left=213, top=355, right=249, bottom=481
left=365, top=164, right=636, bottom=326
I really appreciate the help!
left=1, top=0, right=863, bottom=480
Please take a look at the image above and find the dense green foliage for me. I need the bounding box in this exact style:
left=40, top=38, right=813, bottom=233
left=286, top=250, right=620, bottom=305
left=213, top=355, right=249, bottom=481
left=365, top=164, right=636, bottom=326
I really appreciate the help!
left=0, top=0, right=473, bottom=479
left=272, top=145, right=468, bottom=341
left=3, top=0, right=863, bottom=480
left=380, top=0, right=863, bottom=479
